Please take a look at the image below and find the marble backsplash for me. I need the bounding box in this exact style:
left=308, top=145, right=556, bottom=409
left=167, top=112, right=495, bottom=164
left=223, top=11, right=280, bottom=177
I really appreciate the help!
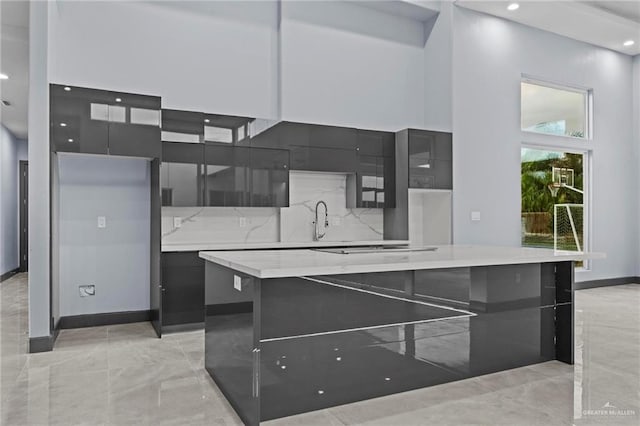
left=161, top=172, right=383, bottom=245
left=279, top=172, right=383, bottom=242
left=162, top=207, right=280, bottom=245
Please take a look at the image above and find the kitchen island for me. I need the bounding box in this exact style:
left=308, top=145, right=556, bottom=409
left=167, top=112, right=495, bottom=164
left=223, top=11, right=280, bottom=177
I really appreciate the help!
left=200, top=245, right=603, bottom=425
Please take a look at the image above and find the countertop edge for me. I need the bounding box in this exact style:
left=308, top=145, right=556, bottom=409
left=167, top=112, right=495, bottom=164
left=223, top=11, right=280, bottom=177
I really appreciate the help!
left=199, top=246, right=606, bottom=279
left=163, top=240, right=410, bottom=252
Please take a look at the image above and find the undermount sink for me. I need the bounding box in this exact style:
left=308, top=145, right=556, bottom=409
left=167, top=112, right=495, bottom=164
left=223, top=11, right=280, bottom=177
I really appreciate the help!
left=312, top=246, right=438, bottom=254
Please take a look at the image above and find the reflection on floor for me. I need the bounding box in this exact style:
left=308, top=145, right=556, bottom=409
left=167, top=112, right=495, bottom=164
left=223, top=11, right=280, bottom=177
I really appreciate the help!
left=1, top=273, right=638, bottom=425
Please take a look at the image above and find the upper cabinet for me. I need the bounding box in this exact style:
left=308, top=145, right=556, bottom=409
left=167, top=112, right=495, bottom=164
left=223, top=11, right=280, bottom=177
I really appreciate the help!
left=203, top=143, right=289, bottom=208
left=50, top=84, right=161, bottom=158
left=407, top=129, right=452, bottom=190
left=348, top=129, right=395, bottom=208
left=161, top=142, right=204, bottom=207
left=50, top=85, right=110, bottom=155
left=161, top=109, right=204, bottom=144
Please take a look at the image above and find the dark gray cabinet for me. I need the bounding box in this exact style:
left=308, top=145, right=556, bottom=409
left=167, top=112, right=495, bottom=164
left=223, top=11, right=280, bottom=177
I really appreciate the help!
left=205, top=144, right=250, bottom=206
left=348, top=130, right=396, bottom=208
left=50, top=85, right=110, bottom=155
left=204, top=143, right=289, bottom=207
left=408, top=129, right=452, bottom=190
left=161, top=252, right=204, bottom=326
left=50, top=84, right=161, bottom=158
left=108, top=91, right=161, bottom=158
left=161, top=142, right=204, bottom=207
left=162, top=109, right=204, bottom=138
left=250, top=147, right=289, bottom=207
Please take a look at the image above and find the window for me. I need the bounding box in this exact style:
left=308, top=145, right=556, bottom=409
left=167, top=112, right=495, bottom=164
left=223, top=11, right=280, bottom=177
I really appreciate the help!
left=521, top=80, right=590, bottom=139
left=521, top=147, right=589, bottom=265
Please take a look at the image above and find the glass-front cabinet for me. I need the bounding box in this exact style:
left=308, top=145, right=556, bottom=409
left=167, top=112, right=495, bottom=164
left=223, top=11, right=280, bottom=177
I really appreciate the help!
left=160, top=142, right=204, bottom=207
left=50, top=84, right=161, bottom=158
left=408, top=129, right=452, bottom=190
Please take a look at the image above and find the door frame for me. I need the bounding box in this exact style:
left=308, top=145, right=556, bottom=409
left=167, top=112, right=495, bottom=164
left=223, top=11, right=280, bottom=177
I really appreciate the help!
left=19, top=160, right=28, bottom=272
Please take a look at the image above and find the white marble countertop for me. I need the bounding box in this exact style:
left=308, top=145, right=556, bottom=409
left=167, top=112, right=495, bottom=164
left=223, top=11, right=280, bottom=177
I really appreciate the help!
left=162, top=240, right=410, bottom=252
left=199, top=245, right=606, bottom=278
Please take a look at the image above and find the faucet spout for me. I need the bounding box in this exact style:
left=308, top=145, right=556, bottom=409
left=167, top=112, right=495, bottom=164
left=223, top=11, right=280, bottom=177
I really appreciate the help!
left=314, top=200, right=329, bottom=241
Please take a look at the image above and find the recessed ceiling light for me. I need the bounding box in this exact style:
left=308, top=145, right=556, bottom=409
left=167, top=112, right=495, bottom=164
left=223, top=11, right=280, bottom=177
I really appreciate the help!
left=623, top=40, right=635, bottom=47
left=507, top=3, right=519, bottom=11
left=204, top=119, right=210, bottom=123
left=68, top=138, right=74, bottom=143
left=115, top=97, right=122, bottom=102
left=64, top=86, right=71, bottom=91
left=60, top=123, right=67, bottom=127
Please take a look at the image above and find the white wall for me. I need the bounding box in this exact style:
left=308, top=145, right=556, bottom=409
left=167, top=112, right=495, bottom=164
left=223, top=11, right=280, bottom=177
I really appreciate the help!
left=280, top=0, right=425, bottom=131
left=58, top=154, right=150, bottom=316
left=28, top=0, right=50, bottom=338
left=451, top=6, right=638, bottom=281
left=48, top=0, right=280, bottom=118
left=423, top=1, right=453, bottom=132
left=633, top=55, right=640, bottom=277
left=0, top=125, right=26, bottom=275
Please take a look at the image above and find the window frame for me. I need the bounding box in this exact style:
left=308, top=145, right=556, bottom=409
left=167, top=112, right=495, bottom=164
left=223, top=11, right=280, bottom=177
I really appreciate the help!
left=521, top=76, right=593, bottom=141
left=520, top=143, right=592, bottom=272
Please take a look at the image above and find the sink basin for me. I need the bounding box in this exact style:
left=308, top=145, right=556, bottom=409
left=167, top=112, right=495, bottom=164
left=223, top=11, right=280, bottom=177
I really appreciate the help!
left=312, top=246, right=438, bottom=254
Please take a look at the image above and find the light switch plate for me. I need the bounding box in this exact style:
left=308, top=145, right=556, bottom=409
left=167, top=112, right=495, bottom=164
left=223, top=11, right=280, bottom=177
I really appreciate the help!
left=97, top=216, right=106, bottom=228
left=173, top=217, right=182, bottom=228
left=239, top=217, right=247, bottom=228
left=234, top=275, right=242, bottom=291
left=471, top=211, right=481, bottom=221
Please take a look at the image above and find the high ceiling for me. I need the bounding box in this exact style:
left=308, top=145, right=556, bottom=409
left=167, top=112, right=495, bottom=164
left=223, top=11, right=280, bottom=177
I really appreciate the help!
left=0, top=0, right=29, bottom=139
left=456, top=1, right=640, bottom=56
left=587, top=1, right=640, bottom=23
left=1, top=1, right=638, bottom=140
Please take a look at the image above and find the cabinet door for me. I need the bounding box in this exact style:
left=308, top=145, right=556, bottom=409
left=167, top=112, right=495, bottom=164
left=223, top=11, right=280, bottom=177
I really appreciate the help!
left=355, top=155, right=393, bottom=208
left=205, top=144, right=250, bottom=206
left=408, top=130, right=452, bottom=189
left=250, top=148, right=289, bottom=207
left=309, top=124, right=357, bottom=149
left=161, top=109, right=204, bottom=143
left=161, top=142, right=205, bottom=207
left=161, top=252, right=205, bottom=326
left=290, top=145, right=357, bottom=172
left=50, top=84, right=109, bottom=154
left=108, top=91, right=161, bottom=158
left=356, top=129, right=385, bottom=156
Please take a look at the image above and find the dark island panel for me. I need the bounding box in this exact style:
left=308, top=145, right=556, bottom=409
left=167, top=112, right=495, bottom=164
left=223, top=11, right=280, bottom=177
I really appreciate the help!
left=204, top=261, right=574, bottom=425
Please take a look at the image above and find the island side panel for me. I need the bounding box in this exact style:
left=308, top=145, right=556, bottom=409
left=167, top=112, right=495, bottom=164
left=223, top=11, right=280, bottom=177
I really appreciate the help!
left=555, top=261, right=574, bottom=364
left=204, top=262, right=260, bottom=426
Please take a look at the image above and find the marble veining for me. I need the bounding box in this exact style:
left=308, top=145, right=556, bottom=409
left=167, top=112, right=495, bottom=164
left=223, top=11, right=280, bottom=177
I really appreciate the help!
left=280, top=172, right=383, bottom=242
left=161, top=206, right=280, bottom=245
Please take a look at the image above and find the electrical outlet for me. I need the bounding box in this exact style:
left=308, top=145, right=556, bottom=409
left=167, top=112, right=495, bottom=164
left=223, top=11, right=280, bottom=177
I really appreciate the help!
left=234, top=275, right=242, bottom=291
left=471, top=211, right=481, bottom=221
left=332, top=217, right=341, bottom=226
left=239, top=217, right=247, bottom=228
left=79, top=284, right=95, bottom=297
left=97, top=216, right=106, bottom=228
left=173, top=217, right=182, bottom=228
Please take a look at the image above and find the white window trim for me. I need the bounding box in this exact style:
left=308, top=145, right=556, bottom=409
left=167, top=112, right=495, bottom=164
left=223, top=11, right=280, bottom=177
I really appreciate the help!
left=520, top=143, right=592, bottom=272
left=521, top=75, right=593, bottom=141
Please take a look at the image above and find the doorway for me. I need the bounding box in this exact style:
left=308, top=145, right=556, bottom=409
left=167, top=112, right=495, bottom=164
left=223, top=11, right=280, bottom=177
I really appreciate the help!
left=19, top=160, right=28, bottom=272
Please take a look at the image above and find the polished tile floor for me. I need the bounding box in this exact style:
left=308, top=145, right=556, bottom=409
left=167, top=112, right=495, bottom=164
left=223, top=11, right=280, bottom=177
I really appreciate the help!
left=1, top=273, right=638, bottom=425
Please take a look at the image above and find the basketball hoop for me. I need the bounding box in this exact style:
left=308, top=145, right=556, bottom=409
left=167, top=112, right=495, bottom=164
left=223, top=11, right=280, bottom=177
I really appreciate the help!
left=548, top=183, right=561, bottom=198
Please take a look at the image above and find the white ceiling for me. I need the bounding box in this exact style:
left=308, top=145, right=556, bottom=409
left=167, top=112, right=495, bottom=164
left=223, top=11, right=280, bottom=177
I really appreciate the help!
left=1, top=0, right=29, bottom=139
left=456, top=1, right=640, bottom=56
